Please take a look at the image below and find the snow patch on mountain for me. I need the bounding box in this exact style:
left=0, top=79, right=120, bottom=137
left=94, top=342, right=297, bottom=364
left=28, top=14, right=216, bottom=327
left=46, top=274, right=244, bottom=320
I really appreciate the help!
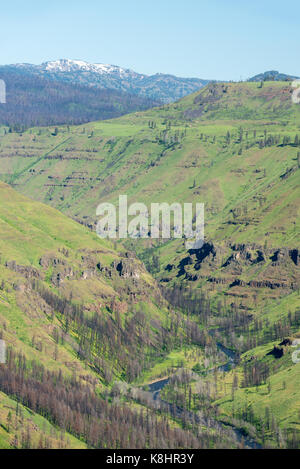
left=7, top=59, right=209, bottom=103
left=42, top=59, right=137, bottom=77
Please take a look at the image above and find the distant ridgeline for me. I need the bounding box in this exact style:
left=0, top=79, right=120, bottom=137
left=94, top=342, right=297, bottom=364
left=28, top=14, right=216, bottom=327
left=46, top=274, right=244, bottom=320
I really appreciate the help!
left=0, top=59, right=209, bottom=129
left=249, top=70, right=299, bottom=82
left=0, top=67, right=160, bottom=130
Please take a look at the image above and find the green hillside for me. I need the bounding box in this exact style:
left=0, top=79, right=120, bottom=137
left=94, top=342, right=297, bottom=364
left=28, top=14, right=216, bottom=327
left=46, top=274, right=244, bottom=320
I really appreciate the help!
left=0, top=81, right=299, bottom=448
left=0, top=81, right=299, bottom=314
left=1, top=181, right=231, bottom=448
left=0, top=179, right=207, bottom=381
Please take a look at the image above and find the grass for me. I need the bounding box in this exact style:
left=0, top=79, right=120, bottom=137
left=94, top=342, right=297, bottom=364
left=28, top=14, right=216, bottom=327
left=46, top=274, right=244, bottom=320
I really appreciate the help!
left=0, top=81, right=299, bottom=447
left=134, top=345, right=204, bottom=385
left=216, top=345, right=300, bottom=436
left=0, top=391, right=87, bottom=449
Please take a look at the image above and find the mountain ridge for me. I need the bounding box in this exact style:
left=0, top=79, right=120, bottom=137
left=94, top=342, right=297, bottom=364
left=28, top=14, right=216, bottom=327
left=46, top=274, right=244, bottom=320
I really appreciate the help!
left=2, top=59, right=209, bottom=103
left=249, top=70, right=299, bottom=82
left=0, top=67, right=160, bottom=129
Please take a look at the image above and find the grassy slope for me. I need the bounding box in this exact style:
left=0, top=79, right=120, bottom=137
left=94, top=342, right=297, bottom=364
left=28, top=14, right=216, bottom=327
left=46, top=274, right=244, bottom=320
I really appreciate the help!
left=0, top=81, right=298, bottom=313
left=0, top=82, right=299, bottom=245
left=0, top=81, right=299, bottom=446
left=0, top=180, right=175, bottom=372
left=0, top=181, right=198, bottom=447
left=213, top=340, right=300, bottom=446
left=0, top=391, right=86, bottom=449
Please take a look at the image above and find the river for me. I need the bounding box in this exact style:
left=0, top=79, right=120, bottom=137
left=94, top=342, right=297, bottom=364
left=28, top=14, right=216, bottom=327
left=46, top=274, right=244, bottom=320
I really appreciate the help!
left=146, top=337, right=262, bottom=449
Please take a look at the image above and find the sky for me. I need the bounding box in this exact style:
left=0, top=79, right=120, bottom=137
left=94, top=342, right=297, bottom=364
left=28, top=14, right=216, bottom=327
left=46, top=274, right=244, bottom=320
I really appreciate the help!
left=1, top=0, right=299, bottom=81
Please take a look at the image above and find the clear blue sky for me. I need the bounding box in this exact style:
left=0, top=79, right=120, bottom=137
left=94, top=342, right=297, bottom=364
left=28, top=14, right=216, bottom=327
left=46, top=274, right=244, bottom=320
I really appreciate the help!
left=1, top=0, right=299, bottom=80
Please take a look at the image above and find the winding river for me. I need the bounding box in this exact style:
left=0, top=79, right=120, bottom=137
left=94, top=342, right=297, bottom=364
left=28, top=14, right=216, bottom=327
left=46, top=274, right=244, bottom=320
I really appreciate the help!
left=147, top=338, right=262, bottom=449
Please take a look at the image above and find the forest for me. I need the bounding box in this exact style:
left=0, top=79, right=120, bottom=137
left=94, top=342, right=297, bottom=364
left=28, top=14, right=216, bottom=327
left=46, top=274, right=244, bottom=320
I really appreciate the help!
left=0, top=69, right=159, bottom=129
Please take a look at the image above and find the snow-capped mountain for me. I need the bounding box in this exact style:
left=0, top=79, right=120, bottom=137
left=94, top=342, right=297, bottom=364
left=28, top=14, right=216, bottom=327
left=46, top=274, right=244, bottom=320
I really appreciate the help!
left=40, top=59, right=140, bottom=78
left=0, top=60, right=161, bottom=129
left=10, top=59, right=208, bottom=103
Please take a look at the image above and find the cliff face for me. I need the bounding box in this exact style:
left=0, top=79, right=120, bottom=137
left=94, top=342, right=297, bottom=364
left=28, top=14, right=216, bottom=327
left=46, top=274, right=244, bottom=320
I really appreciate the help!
left=159, top=242, right=299, bottom=310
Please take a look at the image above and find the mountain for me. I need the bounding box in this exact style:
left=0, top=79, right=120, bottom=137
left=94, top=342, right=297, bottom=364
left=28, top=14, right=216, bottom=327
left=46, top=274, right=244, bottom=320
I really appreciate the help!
left=249, top=70, right=299, bottom=82
left=6, top=59, right=209, bottom=103
left=0, top=67, right=160, bottom=129
left=0, top=81, right=300, bottom=448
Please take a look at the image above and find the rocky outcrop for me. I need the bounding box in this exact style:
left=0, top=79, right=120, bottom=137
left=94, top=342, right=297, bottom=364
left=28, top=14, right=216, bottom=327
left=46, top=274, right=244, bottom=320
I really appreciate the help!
left=208, top=277, right=229, bottom=285
left=267, top=344, right=289, bottom=359
left=271, top=248, right=290, bottom=265
left=39, top=254, right=67, bottom=269
left=164, top=241, right=299, bottom=310
left=51, top=266, right=74, bottom=287
left=248, top=279, right=289, bottom=289
left=290, top=249, right=299, bottom=266
left=192, top=242, right=226, bottom=269
left=81, top=269, right=96, bottom=280
left=5, top=261, right=41, bottom=279
left=177, top=242, right=227, bottom=278
left=113, top=259, right=141, bottom=279
left=223, top=244, right=265, bottom=267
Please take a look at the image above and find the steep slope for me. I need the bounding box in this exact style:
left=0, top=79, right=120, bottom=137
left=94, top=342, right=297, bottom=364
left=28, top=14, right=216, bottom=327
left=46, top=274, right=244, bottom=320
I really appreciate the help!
left=0, top=181, right=222, bottom=448
left=0, top=180, right=202, bottom=382
left=0, top=81, right=299, bottom=314
left=0, top=81, right=299, bottom=447
left=0, top=391, right=87, bottom=449
left=2, top=59, right=208, bottom=103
